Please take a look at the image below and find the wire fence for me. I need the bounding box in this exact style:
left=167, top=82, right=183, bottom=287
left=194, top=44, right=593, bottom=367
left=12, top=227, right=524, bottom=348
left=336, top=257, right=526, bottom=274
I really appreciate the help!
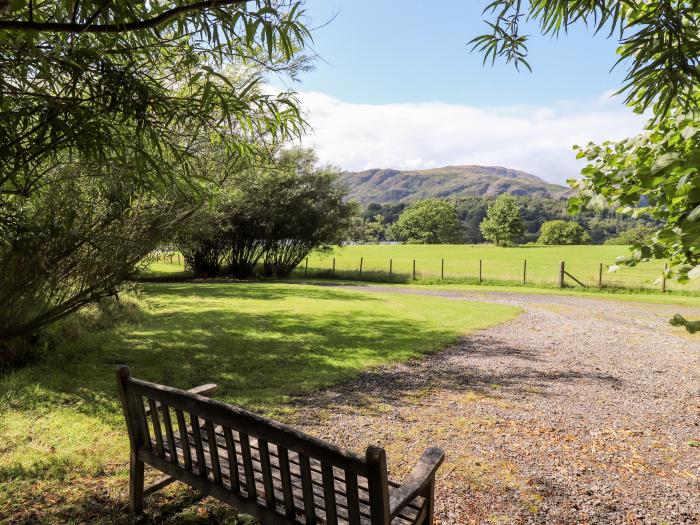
left=294, top=256, right=683, bottom=292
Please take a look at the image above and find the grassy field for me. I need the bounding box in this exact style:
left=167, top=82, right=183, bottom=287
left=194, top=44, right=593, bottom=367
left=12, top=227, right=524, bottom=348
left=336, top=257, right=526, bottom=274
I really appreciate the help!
left=297, top=244, right=697, bottom=292
left=0, top=282, right=519, bottom=523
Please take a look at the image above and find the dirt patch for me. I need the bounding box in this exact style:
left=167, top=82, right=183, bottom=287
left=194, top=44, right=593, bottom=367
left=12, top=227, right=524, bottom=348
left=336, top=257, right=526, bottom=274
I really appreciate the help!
left=288, top=286, right=700, bottom=524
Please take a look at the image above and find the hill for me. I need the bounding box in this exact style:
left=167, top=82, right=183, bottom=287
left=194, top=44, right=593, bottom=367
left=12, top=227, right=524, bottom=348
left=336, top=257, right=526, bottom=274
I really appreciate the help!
left=341, top=165, right=571, bottom=204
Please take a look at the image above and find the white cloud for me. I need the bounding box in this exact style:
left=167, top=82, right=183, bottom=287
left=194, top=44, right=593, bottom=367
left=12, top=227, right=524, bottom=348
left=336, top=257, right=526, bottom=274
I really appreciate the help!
left=292, top=91, right=646, bottom=185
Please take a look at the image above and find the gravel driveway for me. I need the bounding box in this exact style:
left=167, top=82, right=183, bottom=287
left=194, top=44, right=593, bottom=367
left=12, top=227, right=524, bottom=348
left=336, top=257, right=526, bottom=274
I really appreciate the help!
left=290, top=286, right=700, bottom=524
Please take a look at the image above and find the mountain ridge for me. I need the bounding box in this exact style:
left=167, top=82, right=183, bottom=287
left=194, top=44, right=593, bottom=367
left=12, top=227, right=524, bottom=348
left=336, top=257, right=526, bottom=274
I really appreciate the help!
left=341, top=165, right=571, bottom=204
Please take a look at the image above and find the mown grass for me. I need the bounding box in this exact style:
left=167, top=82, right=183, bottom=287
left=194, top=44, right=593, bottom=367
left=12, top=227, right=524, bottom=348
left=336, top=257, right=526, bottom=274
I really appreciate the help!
left=0, top=282, right=519, bottom=524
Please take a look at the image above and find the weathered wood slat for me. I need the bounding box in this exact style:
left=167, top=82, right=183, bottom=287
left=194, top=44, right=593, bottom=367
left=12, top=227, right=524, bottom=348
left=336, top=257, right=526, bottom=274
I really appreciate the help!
left=277, top=445, right=296, bottom=518
left=161, top=405, right=178, bottom=465
left=345, top=472, right=362, bottom=525
left=205, top=419, right=223, bottom=485
left=259, top=439, right=277, bottom=508
left=322, top=462, right=339, bottom=525
left=148, top=399, right=164, bottom=457
left=239, top=432, right=257, bottom=500
left=174, top=409, right=192, bottom=471
left=136, top=396, right=152, bottom=452
left=222, top=426, right=240, bottom=493
left=190, top=414, right=207, bottom=478
left=299, top=454, right=317, bottom=524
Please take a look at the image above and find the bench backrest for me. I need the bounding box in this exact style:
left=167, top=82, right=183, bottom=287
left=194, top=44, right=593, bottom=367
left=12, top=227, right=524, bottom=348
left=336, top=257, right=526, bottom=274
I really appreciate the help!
left=116, top=366, right=392, bottom=524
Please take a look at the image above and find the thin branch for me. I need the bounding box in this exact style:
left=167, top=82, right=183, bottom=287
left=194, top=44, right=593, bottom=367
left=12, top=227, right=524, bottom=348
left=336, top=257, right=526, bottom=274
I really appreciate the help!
left=0, top=0, right=247, bottom=33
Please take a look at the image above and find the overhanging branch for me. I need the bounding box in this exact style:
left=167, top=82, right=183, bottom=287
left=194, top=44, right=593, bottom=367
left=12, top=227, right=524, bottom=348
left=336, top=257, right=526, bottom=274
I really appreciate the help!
left=0, top=0, right=247, bottom=33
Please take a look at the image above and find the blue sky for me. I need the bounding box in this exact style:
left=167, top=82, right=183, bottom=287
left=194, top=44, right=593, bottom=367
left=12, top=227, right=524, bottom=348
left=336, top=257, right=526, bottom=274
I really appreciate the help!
left=274, top=0, right=646, bottom=184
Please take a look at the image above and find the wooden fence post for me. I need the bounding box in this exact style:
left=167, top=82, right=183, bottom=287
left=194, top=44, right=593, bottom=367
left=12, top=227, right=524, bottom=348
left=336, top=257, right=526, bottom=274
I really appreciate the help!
left=304, top=257, right=308, bottom=277
left=412, top=259, right=416, bottom=280
left=662, top=263, right=667, bottom=292
left=479, top=259, right=482, bottom=283
left=559, top=261, right=565, bottom=288
left=332, top=257, right=335, bottom=276
left=598, top=263, right=603, bottom=288
left=389, top=258, right=393, bottom=278
left=523, top=259, right=527, bottom=284
left=178, top=253, right=181, bottom=266
left=359, top=257, right=363, bottom=277
left=441, top=259, right=444, bottom=280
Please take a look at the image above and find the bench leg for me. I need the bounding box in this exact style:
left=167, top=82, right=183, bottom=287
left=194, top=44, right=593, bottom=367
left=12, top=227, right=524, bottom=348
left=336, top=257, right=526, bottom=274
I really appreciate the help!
left=421, top=478, right=435, bottom=525
left=129, top=453, right=145, bottom=516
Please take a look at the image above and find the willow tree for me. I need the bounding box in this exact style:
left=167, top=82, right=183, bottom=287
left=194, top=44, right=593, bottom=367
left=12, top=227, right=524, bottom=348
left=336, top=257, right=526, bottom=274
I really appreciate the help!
left=0, top=1, right=310, bottom=362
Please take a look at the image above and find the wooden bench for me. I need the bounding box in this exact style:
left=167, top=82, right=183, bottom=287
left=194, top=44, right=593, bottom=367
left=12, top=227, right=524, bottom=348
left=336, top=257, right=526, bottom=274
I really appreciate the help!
left=116, top=366, right=445, bottom=524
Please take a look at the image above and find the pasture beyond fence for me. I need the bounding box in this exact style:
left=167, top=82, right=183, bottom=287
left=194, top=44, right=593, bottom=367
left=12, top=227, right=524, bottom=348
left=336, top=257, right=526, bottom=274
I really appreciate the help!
left=149, top=247, right=693, bottom=293
left=298, top=241, right=700, bottom=292
left=295, top=256, right=672, bottom=291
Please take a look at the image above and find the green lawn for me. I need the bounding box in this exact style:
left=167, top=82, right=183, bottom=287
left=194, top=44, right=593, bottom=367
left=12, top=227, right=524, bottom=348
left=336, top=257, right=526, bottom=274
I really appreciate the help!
left=301, top=244, right=696, bottom=291
left=0, top=282, right=519, bottom=523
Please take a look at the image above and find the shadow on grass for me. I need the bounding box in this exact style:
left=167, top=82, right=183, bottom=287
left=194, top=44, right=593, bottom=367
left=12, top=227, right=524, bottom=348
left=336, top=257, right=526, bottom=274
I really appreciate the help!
left=0, top=282, right=451, bottom=428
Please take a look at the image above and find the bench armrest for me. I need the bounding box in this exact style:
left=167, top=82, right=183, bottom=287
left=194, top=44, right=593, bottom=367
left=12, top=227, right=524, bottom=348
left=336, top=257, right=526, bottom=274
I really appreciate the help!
left=187, top=383, right=218, bottom=397
left=389, top=447, right=444, bottom=518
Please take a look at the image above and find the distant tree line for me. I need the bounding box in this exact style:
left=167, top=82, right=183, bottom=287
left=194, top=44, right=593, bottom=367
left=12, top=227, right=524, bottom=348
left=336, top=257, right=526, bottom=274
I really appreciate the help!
left=350, top=195, right=657, bottom=245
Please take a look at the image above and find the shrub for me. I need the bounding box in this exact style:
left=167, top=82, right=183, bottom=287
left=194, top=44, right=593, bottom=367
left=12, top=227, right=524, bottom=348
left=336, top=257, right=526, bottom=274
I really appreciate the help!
left=538, top=220, right=591, bottom=245
left=260, top=149, right=356, bottom=277
left=0, top=169, right=182, bottom=367
left=604, top=226, right=656, bottom=245
left=391, top=199, right=462, bottom=244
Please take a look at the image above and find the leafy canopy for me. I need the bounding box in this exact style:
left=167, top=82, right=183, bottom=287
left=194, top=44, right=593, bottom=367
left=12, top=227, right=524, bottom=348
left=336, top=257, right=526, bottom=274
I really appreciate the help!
left=569, top=94, right=700, bottom=280
left=480, top=194, right=524, bottom=246
left=391, top=199, right=461, bottom=244
left=472, top=0, right=700, bottom=114
left=0, top=0, right=311, bottom=355
left=0, top=0, right=310, bottom=207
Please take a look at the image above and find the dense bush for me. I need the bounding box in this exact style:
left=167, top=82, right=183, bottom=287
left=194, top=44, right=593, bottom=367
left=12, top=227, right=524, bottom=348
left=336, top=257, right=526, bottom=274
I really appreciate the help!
left=261, top=149, right=356, bottom=277
left=0, top=2, right=310, bottom=367
left=538, top=220, right=591, bottom=245
left=604, top=226, right=656, bottom=246
left=175, top=148, right=355, bottom=279
left=0, top=167, right=184, bottom=368
left=391, top=199, right=461, bottom=244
